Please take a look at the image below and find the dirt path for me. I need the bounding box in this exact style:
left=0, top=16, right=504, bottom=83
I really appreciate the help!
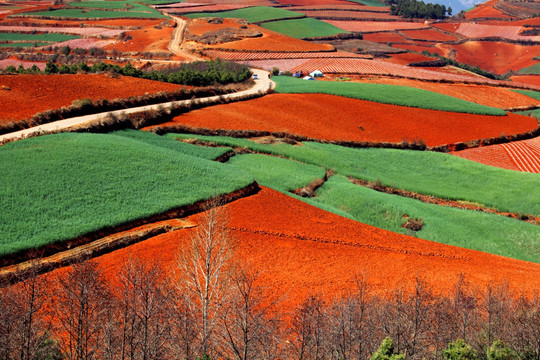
left=168, top=16, right=201, bottom=62
left=0, top=68, right=274, bottom=143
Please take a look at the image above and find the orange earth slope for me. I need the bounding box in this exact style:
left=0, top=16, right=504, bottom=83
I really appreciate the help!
left=155, top=93, right=537, bottom=147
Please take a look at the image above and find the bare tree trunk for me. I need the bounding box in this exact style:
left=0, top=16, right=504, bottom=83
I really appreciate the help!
left=175, top=203, right=236, bottom=359
left=289, top=294, right=329, bottom=360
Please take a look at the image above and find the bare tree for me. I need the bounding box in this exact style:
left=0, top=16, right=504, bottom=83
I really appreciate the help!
left=289, top=294, right=329, bottom=360
left=175, top=203, right=236, bottom=358
left=218, top=265, right=282, bottom=360
left=52, top=259, right=111, bottom=360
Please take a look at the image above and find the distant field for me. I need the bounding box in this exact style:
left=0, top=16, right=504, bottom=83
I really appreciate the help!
left=0, top=42, right=50, bottom=47
left=272, top=76, right=507, bottom=115
left=227, top=153, right=326, bottom=191
left=260, top=18, right=347, bottom=38
left=66, top=0, right=151, bottom=12
left=167, top=134, right=540, bottom=216
left=306, top=175, right=540, bottom=263
left=18, top=8, right=167, bottom=19
left=185, top=6, right=303, bottom=23
left=0, top=32, right=80, bottom=42
left=346, top=0, right=387, bottom=7
left=0, top=133, right=253, bottom=257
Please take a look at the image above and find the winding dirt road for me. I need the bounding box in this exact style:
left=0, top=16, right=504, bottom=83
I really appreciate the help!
left=0, top=15, right=274, bottom=144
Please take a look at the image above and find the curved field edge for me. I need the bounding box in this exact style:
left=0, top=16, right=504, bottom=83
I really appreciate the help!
left=0, top=132, right=255, bottom=263
left=272, top=76, right=507, bottom=116
left=166, top=133, right=540, bottom=216
left=223, top=151, right=540, bottom=263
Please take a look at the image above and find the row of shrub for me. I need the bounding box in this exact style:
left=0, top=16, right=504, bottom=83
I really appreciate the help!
left=1, top=58, right=252, bottom=86
left=386, top=0, right=451, bottom=19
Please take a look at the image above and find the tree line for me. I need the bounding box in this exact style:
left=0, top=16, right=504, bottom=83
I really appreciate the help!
left=0, top=205, right=538, bottom=360
left=386, top=0, right=451, bottom=19
left=0, top=59, right=252, bottom=87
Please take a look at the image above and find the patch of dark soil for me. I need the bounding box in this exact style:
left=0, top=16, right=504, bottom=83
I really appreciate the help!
left=313, top=38, right=406, bottom=55
left=292, top=170, right=333, bottom=198
left=402, top=215, right=423, bottom=231
left=186, top=27, right=262, bottom=45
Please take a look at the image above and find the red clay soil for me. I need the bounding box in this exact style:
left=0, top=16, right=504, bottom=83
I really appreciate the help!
left=154, top=93, right=537, bottom=147
left=384, top=52, right=433, bottom=65
left=0, top=74, right=185, bottom=122
left=358, top=77, right=540, bottom=109
left=326, top=20, right=428, bottom=32
left=363, top=31, right=410, bottom=43
left=394, top=43, right=443, bottom=55
left=510, top=75, right=540, bottom=87
left=440, top=41, right=540, bottom=75
left=453, top=145, right=522, bottom=171
left=46, top=187, right=540, bottom=312
left=275, top=0, right=356, bottom=5
left=104, top=24, right=174, bottom=53
left=187, top=18, right=251, bottom=36
left=401, top=28, right=459, bottom=42
left=465, top=0, right=514, bottom=19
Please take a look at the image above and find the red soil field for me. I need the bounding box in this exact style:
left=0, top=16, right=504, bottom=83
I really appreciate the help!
left=432, top=22, right=461, bottom=33
left=202, top=50, right=364, bottom=60
left=0, top=58, right=47, bottom=70
left=0, top=74, right=185, bottom=122
left=104, top=23, right=174, bottom=53
left=441, top=41, right=540, bottom=75
left=363, top=31, right=410, bottom=43
left=483, top=18, right=540, bottom=27
left=187, top=18, right=250, bottom=36
left=297, top=9, right=399, bottom=20
left=166, top=4, right=249, bottom=13
left=384, top=52, right=433, bottom=65
left=401, top=28, right=459, bottom=42
left=465, top=0, right=514, bottom=19
left=0, top=16, right=165, bottom=29
left=454, top=137, right=540, bottom=173
left=395, top=43, right=442, bottom=54
left=53, top=186, right=540, bottom=312
left=510, top=75, right=540, bottom=87
left=156, top=93, right=537, bottom=147
left=324, top=20, right=428, bottom=32
left=288, top=5, right=390, bottom=12
left=360, top=77, right=540, bottom=109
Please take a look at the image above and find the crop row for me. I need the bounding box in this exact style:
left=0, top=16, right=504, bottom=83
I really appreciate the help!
left=184, top=6, right=303, bottom=23
left=166, top=4, right=250, bottom=13
left=500, top=137, right=540, bottom=173
left=456, top=23, right=540, bottom=42
left=17, top=8, right=167, bottom=19
left=295, top=10, right=399, bottom=20
left=325, top=20, right=428, bottom=32
left=203, top=50, right=364, bottom=60
left=286, top=5, right=390, bottom=12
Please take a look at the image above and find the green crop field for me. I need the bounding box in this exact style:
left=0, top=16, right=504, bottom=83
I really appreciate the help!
left=304, top=175, right=540, bottom=263
left=66, top=0, right=151, bottom=12
left=0, top=32, right=80, bottom=42
left=111, top=130, right=232, bottom=160
left=512, top=89, right=540, bottom=102
left=227, top=154, right=326, bottom=191
left=518, top=62, right=540, bottom=75
left=0, top=133, right=253, bottom=257
left=184, top=6, right=302, bottom=23
left=19, top=7, right=166, bottom=19
left=260, top=18, right=347, bottom=38
left=515, top=108, right=540, bottom=118
left=167, top=134, right=540, bottom=216
left=273, top=76, right=507, bottom=115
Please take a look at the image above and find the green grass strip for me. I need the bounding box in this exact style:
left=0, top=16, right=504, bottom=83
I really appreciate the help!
left=20, top=8, right=167, bottom=19
left=304, top=175, right=540, bottom=263
left=66, top=0, right=151, bottom=11
left=260, top=18, right=347, bottom=38
left=227, top=153, right=326, bottom=191
left=515, top=108, right=540, bottom=119
left=167, top=134, right=540, bottom=216
left=0, top=32, right=80, bottom=42
left=518, top=62, right=540, bottom=75
left=272, top=76, right=506, bottom=115
left=110, top=130, right=232, bottom=160
left=511, top=89, right=540, bottom=102
left=184, top=6, right=302, bottom=23
left=0, top=133, right=253, bottom=257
